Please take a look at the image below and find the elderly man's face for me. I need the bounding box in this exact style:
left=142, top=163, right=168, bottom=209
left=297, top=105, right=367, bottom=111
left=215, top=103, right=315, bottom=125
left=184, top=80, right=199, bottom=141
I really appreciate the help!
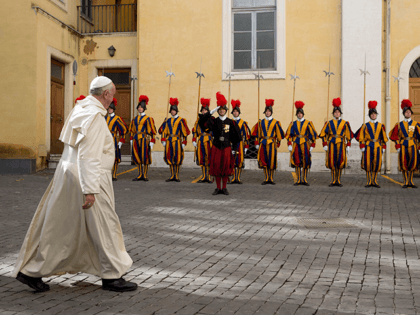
left=103, top=84, right=116, bottom=109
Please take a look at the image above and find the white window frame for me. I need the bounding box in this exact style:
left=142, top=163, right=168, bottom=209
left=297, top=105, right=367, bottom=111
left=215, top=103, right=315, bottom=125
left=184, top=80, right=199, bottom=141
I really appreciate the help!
left=222, top=0, right=285, bottom=81
left=49, top=0, right=68, bottom=12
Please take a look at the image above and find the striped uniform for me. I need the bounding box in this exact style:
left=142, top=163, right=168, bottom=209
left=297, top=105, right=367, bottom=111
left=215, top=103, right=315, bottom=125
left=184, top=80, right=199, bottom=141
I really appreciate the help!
left=159, top=116, right=190, bottom=181
left=319, top=119, right=353, bottom=185
left=357, top=121, right=388, bottom=186
left=389, top=120, right=420, bottom=187
left=105, top=114, right=128, bottom=179
left=286, top=119, right=318, bottom=185
left=251, top=118, right=285, bottom=183
left=231, top=118, right=251, bottom=183
left=129, top=114, right=157, bottom=180
left=192, top=117, right=213, bottom=182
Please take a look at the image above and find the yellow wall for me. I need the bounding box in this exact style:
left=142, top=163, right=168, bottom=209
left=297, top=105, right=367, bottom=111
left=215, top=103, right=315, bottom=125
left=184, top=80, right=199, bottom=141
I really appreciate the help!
left=138, top=0, right=342, bottom=153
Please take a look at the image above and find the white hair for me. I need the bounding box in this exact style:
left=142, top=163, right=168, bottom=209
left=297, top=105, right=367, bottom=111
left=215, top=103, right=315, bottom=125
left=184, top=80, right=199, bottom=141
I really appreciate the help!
left=90, top=82, right=114, bottom=96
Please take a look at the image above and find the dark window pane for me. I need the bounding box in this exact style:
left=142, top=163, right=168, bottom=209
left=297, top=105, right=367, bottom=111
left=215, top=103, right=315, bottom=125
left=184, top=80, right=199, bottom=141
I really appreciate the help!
left=410, top=58, right=420, bottom=78
left=103, top=72, right=130, bottom=85
left=234, top=51, right=252, bottom=69
left=257, top=50, right=275, bottom=69
left=234, top=32, right=252, bottom=51
left=254, top=0, right=275, bottom=6
left=257, top=31, right=275, bottom=50
left=234, top=13, right=252, bottom=32
left=257, top=12, right=275, bottom=30
left=233, top=0, right=252, bottom=7
left=51, top=63, right=63, bottom=80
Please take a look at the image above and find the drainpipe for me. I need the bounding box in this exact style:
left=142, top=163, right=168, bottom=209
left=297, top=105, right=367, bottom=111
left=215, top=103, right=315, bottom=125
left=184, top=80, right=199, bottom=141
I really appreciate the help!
left=385, top=0, right=391, bottom=173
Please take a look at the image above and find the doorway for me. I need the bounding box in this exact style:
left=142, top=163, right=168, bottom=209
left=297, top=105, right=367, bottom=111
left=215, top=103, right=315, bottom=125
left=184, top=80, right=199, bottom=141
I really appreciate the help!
left=50, top=59, right=65, bottom=154
left=99, top=68, right=132, bottom=155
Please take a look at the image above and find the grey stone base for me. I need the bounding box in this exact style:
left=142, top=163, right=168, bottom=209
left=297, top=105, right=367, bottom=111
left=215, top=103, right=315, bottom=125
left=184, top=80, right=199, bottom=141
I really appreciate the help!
left=0, top=159, right=36, bottom=175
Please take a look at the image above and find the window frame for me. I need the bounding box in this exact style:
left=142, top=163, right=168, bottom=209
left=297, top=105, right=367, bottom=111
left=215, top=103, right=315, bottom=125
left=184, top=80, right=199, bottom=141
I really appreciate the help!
left=80, top=0, right=93, bottom=21
left=222, top=0, right=285, bottom=81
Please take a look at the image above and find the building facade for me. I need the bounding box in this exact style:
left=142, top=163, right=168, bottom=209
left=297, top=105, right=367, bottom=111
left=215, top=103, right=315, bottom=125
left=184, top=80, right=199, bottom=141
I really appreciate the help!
left=1, top=0, right=420, bottom=174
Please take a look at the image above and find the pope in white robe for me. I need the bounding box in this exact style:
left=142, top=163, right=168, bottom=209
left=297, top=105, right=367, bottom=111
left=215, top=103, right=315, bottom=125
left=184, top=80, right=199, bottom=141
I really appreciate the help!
left=13, top=77, right=136, bottom=292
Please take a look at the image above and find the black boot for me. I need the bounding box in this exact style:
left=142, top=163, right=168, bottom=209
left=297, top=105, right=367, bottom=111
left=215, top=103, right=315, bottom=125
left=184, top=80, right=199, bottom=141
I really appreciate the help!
left=102, top=278, right=137, bottom=292
left=16, top=272, right=50, bottom=292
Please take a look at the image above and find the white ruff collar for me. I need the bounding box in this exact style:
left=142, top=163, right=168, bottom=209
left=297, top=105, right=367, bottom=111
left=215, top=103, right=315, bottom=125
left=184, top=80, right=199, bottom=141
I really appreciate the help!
left=404, top=118, right=412, bottom=122
left=370, top=119, right=378, bottom=123
left=172, top=114, right=179, bottom=119
left=298, top=117, right=305, bottom=122
left=140, top=112, right=146, bottom=116
left=219, top=115, right=227, bottom=121
left=233, top=116, right=240, bottom=121
left=109, top=113, right=115, bottom=117
left=265, top=116, right=273, bottom=121
left=334, top=117, right=342, bottom=121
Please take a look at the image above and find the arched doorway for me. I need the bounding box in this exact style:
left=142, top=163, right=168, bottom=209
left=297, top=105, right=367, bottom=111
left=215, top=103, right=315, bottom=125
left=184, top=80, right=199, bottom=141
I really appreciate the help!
left=409, top=57, right=420, bottom=121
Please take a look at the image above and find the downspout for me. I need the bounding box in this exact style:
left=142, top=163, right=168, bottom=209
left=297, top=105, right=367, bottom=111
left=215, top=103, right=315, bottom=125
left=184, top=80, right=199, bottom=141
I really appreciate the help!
left=385, top=0, right=391, bottom=173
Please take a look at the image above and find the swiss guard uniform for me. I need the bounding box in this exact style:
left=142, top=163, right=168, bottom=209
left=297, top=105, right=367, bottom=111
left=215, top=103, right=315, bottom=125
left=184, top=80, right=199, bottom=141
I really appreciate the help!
left=192, top=98, right=213, bottom=183
left=105, top=98, right=128, bottom=181
left=286, top=101, right=318, bottom=186
left=199, top=92, right=241, bottom=195
left=319, top=98, right=353, bottom=187
left=251, top=99, right=285, bottom=185
left=356, top=101, right=388, bottom=188
left=389, top=99, right=420, bottom=188
left=159, top=98, right=190, bottom=182
left=129, top=95, right=157, bottom=181
left=231, top=99, right=251, bottom=184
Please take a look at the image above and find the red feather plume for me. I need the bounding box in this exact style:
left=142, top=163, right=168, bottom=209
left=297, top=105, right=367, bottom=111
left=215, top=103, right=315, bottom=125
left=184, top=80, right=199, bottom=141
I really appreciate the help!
left=112, top=98, right=118, bottom=107
left=139, top=95, right=149, bottom=105
left=265, top=99, right=274, bottom=106
left=201, top=98, right=210, bottom=107
left=216, top=92, right=227, bottom=106
left=295, top=101, right=305, bottom=109
left=75, top=95, right=85, bottom=103
left=368, top=100, right=377, bottom=109
left=231, top=99, right=241, bottom=108
left=401, top=99, right=412, bottom=109
left=169, top=97, right=179, bottom=106
left=332, top=97, right=341, bottom=107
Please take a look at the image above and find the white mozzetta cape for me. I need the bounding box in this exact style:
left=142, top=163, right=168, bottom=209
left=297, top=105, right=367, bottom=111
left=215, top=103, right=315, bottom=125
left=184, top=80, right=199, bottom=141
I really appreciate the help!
left=13, top=96, right=132, bottom=279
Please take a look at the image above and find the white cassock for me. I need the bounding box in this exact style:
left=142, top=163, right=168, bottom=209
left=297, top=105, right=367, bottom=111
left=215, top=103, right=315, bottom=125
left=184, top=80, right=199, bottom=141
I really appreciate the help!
left=12, top=95, right=132, bottom=279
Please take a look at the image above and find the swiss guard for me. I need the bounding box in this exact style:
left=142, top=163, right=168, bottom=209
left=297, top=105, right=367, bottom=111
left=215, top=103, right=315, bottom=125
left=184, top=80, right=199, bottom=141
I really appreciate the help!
left=230, top=99, right=251, bottom=184
left=389, top=99, right=420, bottom=188
left=192, top=98, right=213, bottom=183
left=286, top=101, right=318, bottom=186
left=199, top=92, right=241, bottom=195
left=319, top=98, right=353, bottom=187
left=251, top=99, right=285, bottom=185
left=129, top=95, right=157, bottom=181
left=356, top=101, right=388, bottom=188
left=106, top=97, right=128, bottom=181
left=159, top=98, right=190, bottom=182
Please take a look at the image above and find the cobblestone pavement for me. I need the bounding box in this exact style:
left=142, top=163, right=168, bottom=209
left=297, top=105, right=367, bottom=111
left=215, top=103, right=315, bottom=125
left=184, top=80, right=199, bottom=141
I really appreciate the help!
left=0, top=166, right=420, bottom=315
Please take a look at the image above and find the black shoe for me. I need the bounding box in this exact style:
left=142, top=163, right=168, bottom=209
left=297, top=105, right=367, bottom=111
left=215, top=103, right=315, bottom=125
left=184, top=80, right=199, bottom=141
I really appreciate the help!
left=238, top=181, right=243, bottom=185
left=143, top=178, right=149, bottom=182
left=329, top=183, right=335, bottom=187
left=412, top=185, right=418, bottom=188
left=165, top=178, right=173, bottom=182
left=372, top=184, right=381, bottom=188
left=365, top=184, right=371, bottom=188
left=204, top=179, right=213, bottom=183
left=197, top=179, right=204, bottom=183
left=212, top=189, right=221, bottom=195
left=301, top=182, right=310, bottom=186
left=262, top=181, right=268, bottom=185
left=16, top=272, right=50, bottom=293
left=102, top=278, right=137, bottom=292
left=293, top=182, right=300, bottom=186
left=336, top=184, right=343, bottom=187
left=174, top=179, right=180, bottom=182
left=222, top=188, right=229, bottom=195
left=132, top=177, right=142, bottom=181
left=112, top=178, right=117, bottom=181
left=268, top=181, right=276, bottom=185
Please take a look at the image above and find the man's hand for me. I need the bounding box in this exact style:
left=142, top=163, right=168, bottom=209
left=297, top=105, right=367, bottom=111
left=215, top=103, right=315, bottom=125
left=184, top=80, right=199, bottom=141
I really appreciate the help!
left=118, top=142, right=123, bottom=149
left=323, top=145, right=328, bottom=151
left=82, top=194, right=95, bottom=210
left=361, top=147, right=365, bottom=152
left=255, top=145, right=259, bottom=150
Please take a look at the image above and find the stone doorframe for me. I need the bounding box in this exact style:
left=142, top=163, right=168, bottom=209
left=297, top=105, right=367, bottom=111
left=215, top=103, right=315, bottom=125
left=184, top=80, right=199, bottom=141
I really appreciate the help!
left=400, top=45, right=420, bottom=121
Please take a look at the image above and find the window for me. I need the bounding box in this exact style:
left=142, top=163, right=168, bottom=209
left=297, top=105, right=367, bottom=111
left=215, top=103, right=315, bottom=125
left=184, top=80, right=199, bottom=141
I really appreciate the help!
left=81, top=0, right=92, bottom=20
left=222, top=0, right=285, bottom=80
left=233, top=0, right=276, bottom=70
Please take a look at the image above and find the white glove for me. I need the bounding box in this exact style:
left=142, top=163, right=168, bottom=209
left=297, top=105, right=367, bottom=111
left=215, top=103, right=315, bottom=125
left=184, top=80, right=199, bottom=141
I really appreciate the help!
left=193, top=141, right=197, bottom=147
left=255, top=145, right=259, bottom=150
left=323, top=146, right=328, bottom=151
left=245, top=148, right=248, bottom=154
left=382, top=148, right=385, bottom=153
left=118, top=142, right=123, bottom=149
left=361, top=147, right=365, bottom=152
left=288, top=145, right=292, bottom=152
left=309, top=147, right=313, bottom=152
left=232, top=150, right=236, bottom=155
left=162, top=141, right=166, bottom=147
left=130, top=140, right=133, bottom=146
left=210, top=106, right=220, bottom=115
left=150, top=142, right=154, bottom=150
left=346, top=146, right=349, bottom=153
left=397, top=148, right=401, bottom=153
left=182, top=144, right=185, bottom=149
